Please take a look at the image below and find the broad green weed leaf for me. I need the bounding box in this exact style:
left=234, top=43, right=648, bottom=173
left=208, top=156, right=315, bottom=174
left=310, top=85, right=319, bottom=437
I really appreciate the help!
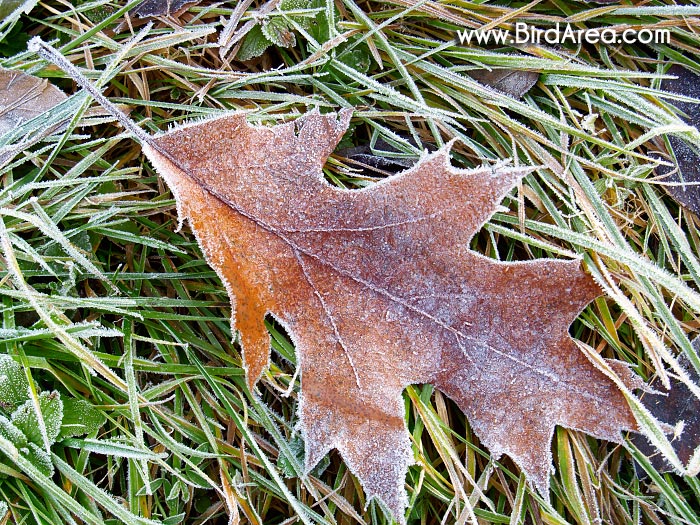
left=59, top=398, right=106, bottom=439
left=307, top=0, right=338, bottom=44
left=25, top=441, right=53, bottom=477
left=0, top=0, right=36, bottom=20
left=261, top=17, right=296, bottom=48
left=0, top=354, right=30, bottom=410
left=11, top=391, right=63, bottom=446
left=0, top=415, right=26, bottom=448
left=280, top=0, right=314, bottom=29
left=237, top=25, right=272, bottom=61
left=338, top=47, right=371, bottom=75
left=280, top=0, right=311, bottom=10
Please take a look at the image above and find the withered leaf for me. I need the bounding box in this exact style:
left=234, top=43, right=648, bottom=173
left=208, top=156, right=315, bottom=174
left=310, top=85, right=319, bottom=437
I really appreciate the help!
left=654, top=64, right=700, bottom=216
left=0, top=68, right=68, bottom=168
left=130, top=0, right=198, bottom=18
left=467, top=68, right=539, bottom=99
left=337, top=135, right=430, bottom=176
left=139, top=110, right=638, bottom=519
left=0, top=68, right=66, bottom=136
left=633, top=338, right=700, bottom=474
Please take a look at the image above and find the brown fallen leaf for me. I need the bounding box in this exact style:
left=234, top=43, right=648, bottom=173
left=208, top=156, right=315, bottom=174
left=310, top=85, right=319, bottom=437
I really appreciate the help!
left=336, top=135, right=431, bottom=176
left=129, top=0, right=199, bottom=18
left=467, top=69, right=539, bottom=99
left=633, top=338, right=700, bottom=474
left=142, top=111, right=639, bottom=516
left=654, top=64, right=700, bottom=217
left=0, top=68, right=68, bottom=167
left=31, top=38, right=640, bottom=522
left=0, top=68, right=66, bottom=135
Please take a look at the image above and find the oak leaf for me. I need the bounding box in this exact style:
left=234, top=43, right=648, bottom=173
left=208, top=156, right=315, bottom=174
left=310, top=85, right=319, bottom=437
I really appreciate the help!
left=22, top=35, right=643, bottom=513
left=0, top=68, right=66, bottom=136
left=138, top=110, right=638, bottom=519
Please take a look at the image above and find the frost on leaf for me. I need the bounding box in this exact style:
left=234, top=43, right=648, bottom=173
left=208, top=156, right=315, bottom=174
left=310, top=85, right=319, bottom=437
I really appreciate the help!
left=467, top=68, right=538, bottom=99
left=25, top=441, right=53, bottom=477
left=0, top=354, right=30, bottom=410
left=0, top=414, right=27, bottom=448
left=140, top=110, right=638, bottom=520
left=653, top=64, right=700, bottom=216
left=0, top=68, right=66, bottom=135
left=11, top=391, right=63, bottom=447
left=59, top=398, right=106, bottom=439
left=129, top=0, right=198, bottom=18
left=633, top=338, right=700, bottom=472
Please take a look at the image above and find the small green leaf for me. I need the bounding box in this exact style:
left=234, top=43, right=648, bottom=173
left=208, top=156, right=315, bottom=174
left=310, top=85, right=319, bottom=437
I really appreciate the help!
left=59, top=399, right=106, bottom=439
left=307, top=0, right=339, bottom=44
left=0, top=20, right=29, bottom=57
left=280, top=0, right=310, bottom=9
left=25, top=442, right=53, bottom=477
left=277, top=435, right=329, bottom=478
left=163, top=513, right=186, bottom=525
left=135, top=478, right=164, bottom=496
left=181, top=468, right=210, bottom=488
left=166, top=478, right=181, bottom=501
left=338, top=47, right=371, bottom=75
left=262, top=17, right=296, bottom=48
left=237, top=24, right=273, bottom=61
left=0, top=415, right=26, bottom=448
left=0, top=0, right=36, bottom=20
left=280, top=0, right=314, bottom=29
left=0, top=354, right=30, bottom=410
left=11, top=391, right=64, bottom=446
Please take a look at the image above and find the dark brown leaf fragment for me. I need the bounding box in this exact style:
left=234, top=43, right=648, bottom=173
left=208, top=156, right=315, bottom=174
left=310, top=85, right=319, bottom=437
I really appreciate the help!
left=633, top=338, right=700, bottom=473
left=655, top=64, right=700, bottom=216
left=130, top=0, right=198, bottom=18
left=0, top=68, right=66, bottom=135
left=468, top=69, right=539, bottom=99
